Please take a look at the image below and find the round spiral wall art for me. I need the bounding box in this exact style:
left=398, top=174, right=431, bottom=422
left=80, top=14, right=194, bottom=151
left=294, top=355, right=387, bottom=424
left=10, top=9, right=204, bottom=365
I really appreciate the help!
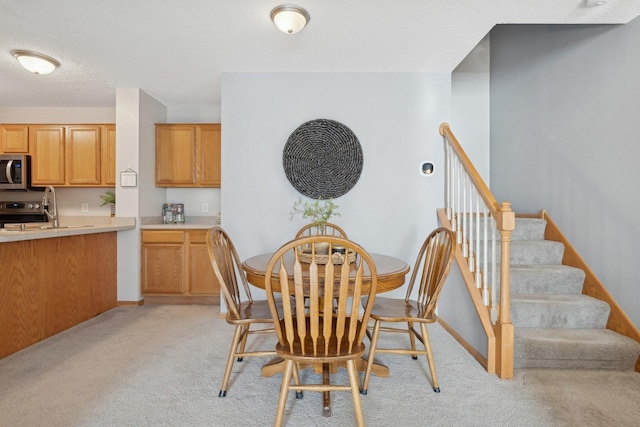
left=282, top=119, right=363, bottom=199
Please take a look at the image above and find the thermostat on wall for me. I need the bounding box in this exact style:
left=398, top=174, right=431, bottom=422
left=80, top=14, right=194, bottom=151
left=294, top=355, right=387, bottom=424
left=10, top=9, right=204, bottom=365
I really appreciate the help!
left=120, top=168, right=137, bottom=187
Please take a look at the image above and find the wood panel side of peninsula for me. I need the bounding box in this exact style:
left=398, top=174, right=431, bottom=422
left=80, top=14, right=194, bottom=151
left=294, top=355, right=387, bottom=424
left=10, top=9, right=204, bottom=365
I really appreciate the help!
left=0, top=232, right=117, bottom=358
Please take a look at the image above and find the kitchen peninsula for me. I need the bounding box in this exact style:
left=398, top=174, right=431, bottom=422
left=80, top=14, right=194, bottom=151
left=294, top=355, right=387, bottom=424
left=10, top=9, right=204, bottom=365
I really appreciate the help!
left=0, top=217, right=135, bottom=358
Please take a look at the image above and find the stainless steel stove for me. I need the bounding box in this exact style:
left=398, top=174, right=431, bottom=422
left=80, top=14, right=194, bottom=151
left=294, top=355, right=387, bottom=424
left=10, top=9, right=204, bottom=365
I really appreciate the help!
left=0, top=200, right=48, bottom=227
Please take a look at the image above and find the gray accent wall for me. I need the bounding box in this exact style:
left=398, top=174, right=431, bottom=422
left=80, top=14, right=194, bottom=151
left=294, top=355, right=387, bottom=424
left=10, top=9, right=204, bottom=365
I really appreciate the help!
left=489, top=20, right=640, bottom=328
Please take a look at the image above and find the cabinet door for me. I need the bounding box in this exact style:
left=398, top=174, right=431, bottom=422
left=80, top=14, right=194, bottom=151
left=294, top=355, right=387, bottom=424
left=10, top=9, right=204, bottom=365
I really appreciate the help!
left=141, top=243, right=185, bottom=294
left=141, top=231, right=186, bottom=294
left=155, top=125, right=197, bottom=186
left=198, top=124, right=221, bottom=187
left=66, top=126, right=101, bottom=185
left=0, top=125, right=29, bottom=153
left=187, top=230, right=220, bottom=295
left=30, top=126, right=66, bottom=185
left=101, top=125, right=116, bottom=186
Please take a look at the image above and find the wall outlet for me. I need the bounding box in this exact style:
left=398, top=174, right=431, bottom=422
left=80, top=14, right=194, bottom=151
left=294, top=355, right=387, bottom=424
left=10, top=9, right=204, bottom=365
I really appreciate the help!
left=81, top=203, right=89, bottom=213
left=202, top=203, right=209, bottom=213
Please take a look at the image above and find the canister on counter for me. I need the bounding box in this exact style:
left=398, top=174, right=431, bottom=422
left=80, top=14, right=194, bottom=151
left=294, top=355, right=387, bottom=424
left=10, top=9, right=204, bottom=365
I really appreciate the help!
left=162, top=203, right=174, bottom=224
left=175, top=204, right=185, bottom=224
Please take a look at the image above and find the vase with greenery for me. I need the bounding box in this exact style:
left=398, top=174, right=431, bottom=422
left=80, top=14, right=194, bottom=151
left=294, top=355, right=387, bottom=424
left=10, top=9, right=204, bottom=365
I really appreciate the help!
left=290, top=197, right=340, bottom=234
left=100, top=191, right=116, bottom=217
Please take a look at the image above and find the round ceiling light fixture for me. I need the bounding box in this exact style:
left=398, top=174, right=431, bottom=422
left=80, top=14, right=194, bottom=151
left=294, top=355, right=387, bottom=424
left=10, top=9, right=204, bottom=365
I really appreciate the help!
left=270, top=5, right=310, bottom=34
left=11, top=50, right=60, bottom=75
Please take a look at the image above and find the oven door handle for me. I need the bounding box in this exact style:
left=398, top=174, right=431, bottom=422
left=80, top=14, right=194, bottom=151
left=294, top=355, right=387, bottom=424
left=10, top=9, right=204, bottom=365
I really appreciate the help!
left=6, top=160, right=14, bottom=184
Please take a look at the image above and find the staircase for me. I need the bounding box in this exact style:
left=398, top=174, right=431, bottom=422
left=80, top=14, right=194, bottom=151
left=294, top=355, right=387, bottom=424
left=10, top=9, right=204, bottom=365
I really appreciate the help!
left=505, top=218, right=640, bottom=370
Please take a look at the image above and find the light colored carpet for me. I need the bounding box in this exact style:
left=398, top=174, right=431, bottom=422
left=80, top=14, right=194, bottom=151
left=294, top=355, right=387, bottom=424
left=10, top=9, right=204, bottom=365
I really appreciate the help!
left=1, top=305, right=639, bottom=427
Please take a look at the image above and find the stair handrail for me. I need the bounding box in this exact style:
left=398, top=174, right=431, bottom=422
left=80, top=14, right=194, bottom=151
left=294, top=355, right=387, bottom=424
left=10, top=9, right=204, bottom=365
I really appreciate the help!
left=439, top=123, right=515, bottom=379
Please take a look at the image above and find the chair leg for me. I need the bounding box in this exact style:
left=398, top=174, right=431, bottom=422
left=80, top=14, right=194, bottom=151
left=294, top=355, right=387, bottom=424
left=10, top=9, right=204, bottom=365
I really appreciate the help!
left=360, top=319, right=381, bottom=395
left=408, top=321, right=418, bottom=359
left=420, top=323, right=440, bottom=393
left=237, top=324, right=249, bottom=362
left=219, top=325, right=244, bottom=397
left=347, top=359, right=365, bottom=427
left=275, top=359, right=294, bottom=427
left=292, top=362, right=304, bottom=399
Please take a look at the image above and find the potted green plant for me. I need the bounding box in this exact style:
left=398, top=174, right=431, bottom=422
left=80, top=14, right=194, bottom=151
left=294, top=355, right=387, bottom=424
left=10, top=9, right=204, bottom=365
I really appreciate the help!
left=100, top=191, right=116, bottom=217
left=290, top=197, right=340, bottom=234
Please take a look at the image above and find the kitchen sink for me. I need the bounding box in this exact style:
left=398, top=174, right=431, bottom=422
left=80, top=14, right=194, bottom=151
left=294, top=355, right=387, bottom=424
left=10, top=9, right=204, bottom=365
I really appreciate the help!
left=39, top=225, right=95, bottom=230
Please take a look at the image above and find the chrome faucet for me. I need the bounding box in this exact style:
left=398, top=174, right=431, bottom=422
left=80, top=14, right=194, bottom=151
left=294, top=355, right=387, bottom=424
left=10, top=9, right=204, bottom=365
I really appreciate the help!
left=42, top=185, right=59, bottom=228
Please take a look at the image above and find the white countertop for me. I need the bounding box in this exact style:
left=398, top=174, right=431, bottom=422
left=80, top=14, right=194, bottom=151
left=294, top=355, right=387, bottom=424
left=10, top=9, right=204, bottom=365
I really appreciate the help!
left=0, top=215, right=221, bottom=242
left=0, top=217, right=136, bottom=243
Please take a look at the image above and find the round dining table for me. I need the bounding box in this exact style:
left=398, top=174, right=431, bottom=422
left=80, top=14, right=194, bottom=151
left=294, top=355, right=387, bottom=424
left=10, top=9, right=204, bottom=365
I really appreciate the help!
left=241, top=252, right=410, bottom=378
left=242, top=252, right=410, bottom=295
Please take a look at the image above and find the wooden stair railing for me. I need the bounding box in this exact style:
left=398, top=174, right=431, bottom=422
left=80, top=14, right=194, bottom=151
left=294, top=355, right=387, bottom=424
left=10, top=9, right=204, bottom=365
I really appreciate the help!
left=438, top=123, right=514, bottom=379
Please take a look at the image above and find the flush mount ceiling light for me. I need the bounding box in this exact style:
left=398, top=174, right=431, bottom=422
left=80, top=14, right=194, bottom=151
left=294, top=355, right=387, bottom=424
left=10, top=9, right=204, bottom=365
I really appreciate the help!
left=11, top=50, right=60, bottom=75
left=270, top=5, right=310, bottom=34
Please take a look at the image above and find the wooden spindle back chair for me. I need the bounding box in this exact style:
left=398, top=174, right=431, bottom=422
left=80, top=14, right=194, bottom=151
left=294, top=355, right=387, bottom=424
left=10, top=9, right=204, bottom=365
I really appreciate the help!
left=265, top=235, right=377, bottom=427
left=295, top=222, right=348, bottom=239
left=206, top=226, right=280, bottom=397
left=360, top=227, right=455, bottom=395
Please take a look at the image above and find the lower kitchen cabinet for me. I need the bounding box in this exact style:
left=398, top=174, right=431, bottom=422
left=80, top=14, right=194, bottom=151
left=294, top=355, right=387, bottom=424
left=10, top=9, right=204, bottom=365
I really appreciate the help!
left=141, top=229, right=219, bottom=304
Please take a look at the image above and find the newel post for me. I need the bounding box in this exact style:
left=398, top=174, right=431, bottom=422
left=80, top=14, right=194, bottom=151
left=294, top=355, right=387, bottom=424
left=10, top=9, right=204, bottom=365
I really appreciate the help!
left=495, top=202, right=515, bottom=379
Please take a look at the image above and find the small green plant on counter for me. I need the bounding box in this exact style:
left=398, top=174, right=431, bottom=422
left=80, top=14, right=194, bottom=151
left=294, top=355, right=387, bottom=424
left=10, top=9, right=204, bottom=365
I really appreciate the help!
left=290, top=197, right=340, bottom=231
left=100, top=191, right=116, bottom=206
left=100, top=191, right=116, bottom=217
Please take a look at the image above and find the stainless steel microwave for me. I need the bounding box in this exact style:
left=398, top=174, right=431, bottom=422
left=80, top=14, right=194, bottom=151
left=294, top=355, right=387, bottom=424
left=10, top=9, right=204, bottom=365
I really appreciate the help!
left=0, top=154, right=31, bottom=190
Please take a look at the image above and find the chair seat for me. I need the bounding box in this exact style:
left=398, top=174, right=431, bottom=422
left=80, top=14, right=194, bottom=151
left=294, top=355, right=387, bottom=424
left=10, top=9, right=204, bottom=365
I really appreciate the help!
left=275, top=318, right=367, bottom=362
left=227, top=299, right=281, bottom=324
left=368, top=297, right=436, bottom=323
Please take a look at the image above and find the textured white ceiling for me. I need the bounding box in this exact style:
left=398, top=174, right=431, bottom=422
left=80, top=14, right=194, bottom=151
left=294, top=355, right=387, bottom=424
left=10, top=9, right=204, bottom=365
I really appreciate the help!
left=1, top=0, right=638, bottom=108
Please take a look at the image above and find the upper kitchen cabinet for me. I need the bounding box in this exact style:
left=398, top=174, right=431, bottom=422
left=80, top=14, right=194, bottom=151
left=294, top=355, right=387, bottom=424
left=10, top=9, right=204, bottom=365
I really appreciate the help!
left=30, top=125, right=66, bottom=185
left=28, top=124, right=115, bottom=187
left=0, top=125, right=29, bottom=153
left=66, top=126, right=102, bottom=185
left=101, top=125, right=117, bottom=186
left=155, top=123, right=221, bottom=187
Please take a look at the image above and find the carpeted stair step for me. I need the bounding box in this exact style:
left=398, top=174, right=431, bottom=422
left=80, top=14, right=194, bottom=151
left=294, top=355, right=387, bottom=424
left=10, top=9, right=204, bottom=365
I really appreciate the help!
left=505, top=218, right=547, bottom=241
left=511, top=294, right=610, bottom=328
left=514, top=328, right=640, bottom=370
left=510, top=240, right=565, bottom=264
left=494, top=264, right=585, bottom=296
left=480, top=240, right=565, bottom=265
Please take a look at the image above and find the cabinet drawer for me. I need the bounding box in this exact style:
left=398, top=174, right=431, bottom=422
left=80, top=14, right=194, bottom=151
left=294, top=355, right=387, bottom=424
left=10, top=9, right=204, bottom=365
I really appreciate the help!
left=187, top=229, right=209, bottom=244
left=141, top=230, right=185, bottom=243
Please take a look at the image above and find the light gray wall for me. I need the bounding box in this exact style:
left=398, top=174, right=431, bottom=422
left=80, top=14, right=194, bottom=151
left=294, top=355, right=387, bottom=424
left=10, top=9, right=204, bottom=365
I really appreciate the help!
left=438, top=36, right=493, bottom=357
left=115, top=88, right=167, bottom=302
left=221, top=72, right=450, bottom=300
left=451, top=34, right=491, bottom=183
left=490, top=21, right=640, bottom=328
